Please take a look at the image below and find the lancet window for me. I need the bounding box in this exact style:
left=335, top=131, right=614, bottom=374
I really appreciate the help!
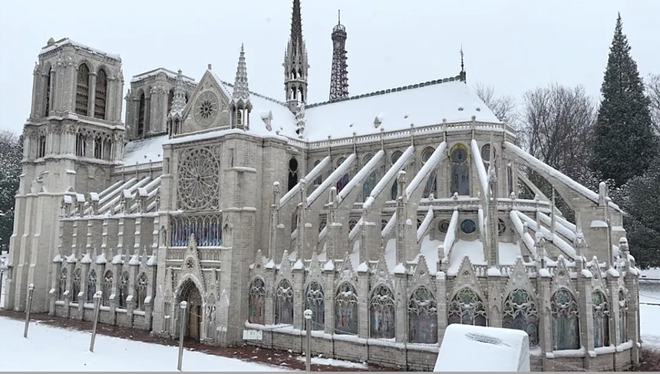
left=618, top=289, right=628, bottom=343
left=502, top=288, right=539, bottom=345
left=370, top=285, right=395, bottom=339
left=288, top=158, right=299, bottom=191
left=408, top=287, right=438, bottom=343
left=551, top=288, right=580, bottom=350
left=135, top=273, right=148, bottom=311
left=170, top=214, right=222, bottom=247
left=102, top=270, right=113, bottom=306
left=275, top=279, right=294, bottom=325
left=94, top=69, right=107, bottom=119
left=448, top=287, right=487, bottom=326
left=305, top=282, right=325, bottom=330
left=248, top=278, right=265, bottom=324
left=86, top=269, right=97, bottom=302
left=592, top=290, right=610, bottom=348
left=335, top=282, right=358, bottom=334
left=75, top=64, right=90, bottom=115
left=57, top=267, right=67, bottom=300
left=118, top=271, right=129, bottom=309
left=450, top=145, right=470, bottom=195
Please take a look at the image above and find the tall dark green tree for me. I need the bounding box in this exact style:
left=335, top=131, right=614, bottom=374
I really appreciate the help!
left=0, top=131, right=22, bottom=253
left=592, top=14, right=657, bottom=186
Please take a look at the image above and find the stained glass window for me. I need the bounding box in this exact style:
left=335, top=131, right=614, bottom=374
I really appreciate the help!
left=592, top=290, right=610, bottom=348
left=288, top=158, right=298, bottom=191
left=370, top=285, right=395, bottom=339
left=137, top=92, right=146, bottom=137
left=618, top=290, right=628, bottom=343
left=275, top=279, right=293, bottom=325
left=408, top=287, right=437, bottom=343
left=450, top=145, right=470, bottom=195
left=421, top=147, right=437, bottom=198
left=551, top=288, right=580, bottom=350
left=448, top=287, right=487, bottom=326
left=502, top=288, right=539, bottom=345
left=135, top=273, right=148, bottom=311
left=335, top=282, right=358, bottom=335
left=58, top=267, right=67, bottom=301
left=305, top=282, right=324, bottom=330
left=118, top=271, right=129, bottom=309
left=94, top=69, right=107, bottom=119
left=248, top=278, right=265, bottom=324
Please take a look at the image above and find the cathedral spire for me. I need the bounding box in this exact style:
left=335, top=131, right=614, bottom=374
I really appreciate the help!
left=459, top=46, right=467, bottom=82
left=329, top=9, right=349, bottom=101
left=284, top=0, right=309, bottom=112
left=233, top=44, right=249, bottom=101
left=168, top=69, right=187, bottom=135
left=231, top=44, right=252, bottom=130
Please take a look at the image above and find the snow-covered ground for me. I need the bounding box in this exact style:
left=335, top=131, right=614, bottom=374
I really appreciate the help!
left=0, top=316, right=289, bottom=371
left=640, top=268, right=660, bottom=350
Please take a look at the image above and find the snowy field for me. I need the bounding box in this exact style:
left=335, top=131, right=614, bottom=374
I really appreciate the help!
left=0, top=316, right=289, bottom=372
left=640, top=268, right=660, bottom=349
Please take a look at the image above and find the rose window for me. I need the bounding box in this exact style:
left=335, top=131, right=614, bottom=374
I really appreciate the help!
left=178, top=147, right=220, bottom=210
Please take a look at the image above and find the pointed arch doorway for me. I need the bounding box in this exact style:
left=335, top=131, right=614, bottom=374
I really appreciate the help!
left=178, top=279, right=203, bottom=341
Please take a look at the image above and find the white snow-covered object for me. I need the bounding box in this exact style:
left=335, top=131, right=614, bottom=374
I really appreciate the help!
left=434, top=324, right=530, bottom=372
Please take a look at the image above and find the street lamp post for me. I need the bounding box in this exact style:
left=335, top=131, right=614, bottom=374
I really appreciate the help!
left=177, top=301, right=188, bottom=371
left=303, top=309, right=312, bottom=372
left=89, top=291, right=102, bottom=352
left=23, top=284, right=34, bottom=338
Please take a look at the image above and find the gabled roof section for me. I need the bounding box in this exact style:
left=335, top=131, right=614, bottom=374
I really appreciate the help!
left=122, top=134, right=168, bottom=166
left=131, top=67, right=196, bottom=83
left=40, top=38, right=121, bottom=61
left=303, top=76, right=500, bottom=141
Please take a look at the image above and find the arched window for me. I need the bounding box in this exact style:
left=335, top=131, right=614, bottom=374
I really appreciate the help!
left=409, top=287, right=438, bottom=343
left=135, top=273, right=148, bottom=311
left=118, top=271, right=129, bottom=309
left=502, top=289, right=539, bottom=345
left=75, top=64, right=90, bottom=115
left=592, top=290, right=610, bottom=348
left=618, top=290, right=628, bottom=343
left=370, top=285, right=395, bottom=339
left=335, top=282, right=358, bottom=335
left=76, top=132, right=86, bottom=157
left=450, top=145, right=470, bottom=196
left=44, top=68, right=55, bottom=117
left=94, top=69, right=107, bottom=119
left=58, top=267, right=67, bottom=301
left=167, top=88, right=174, bottom=114
left=72, top=268, right=81, bottom=303
left=448, top=288, right=487, bottom=326
left=421, top=147, right=437, bottom=198
left=87, top=269, right=97, bottom=302
left=275, top=279, right=293, bottom=325
left=137, top=92, right=146, bottom=137
left=507, top=164, right=514, bottom=196
left=336, top=157, right=350, bottom=193
left=390, top=150, right=403, bottom=200
left=299, top=88, right=304, bottom=102
left=94, top=135, right=102, bottom=159
left=313, top=160, right=323, bottom=186
left=37, top=135, right=46, bottom=158
left=348, top=218, right=358, bottom=231
left=103, top=138, right=112, bottom=160
left=305, top=282, right=324, bottom=330
left=102, top=270, right=113, bottom=306
left=288, top=157, right=299, bottom=191
left=237, top=110, right=243, bottom=125
left=363, top=170, right=378, bottom=201
left=551, top=288, right=580, bottom=350
left=248, top=278, right=265, bottom=324
left=481, top=144, right=496, bottom=170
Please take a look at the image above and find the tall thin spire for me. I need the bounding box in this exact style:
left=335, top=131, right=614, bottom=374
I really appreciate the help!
left=233, top=44, right=249, bottom=101
left=459, top=45, right=466, bottom=82
left=170, top=70, right=187, bottom=116
left=231, top=44, right=252, bottom=130
left=329, top=9, right=348, bottom=101
left=284, top=0, right=309, bottom=112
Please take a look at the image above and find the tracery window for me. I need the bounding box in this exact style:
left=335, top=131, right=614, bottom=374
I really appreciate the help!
left=313, top=160, right=322, bottom=186
left=450, top=145, right=470, bottom=196
left=390, top=151, right=403, bottom=200
left=170, top=213, right=222, bottom=247
left=275, top=279, right=293, bottom=325
left=135, top=273, right=148, bottom=311
left=118, top=271, right=129, bottom=309
left=592, top=290, right=610, bottom=348
left=408, top=287, right=438, bottom=343
left=363, top=170, right=378, bottom=201
left=71, top=268, right=81, bottom=303
left=502, top=288, right=539, bottom=345
left=335, top=282, right=358, bottom=334
left=94, top=69, right=107, bottom=119
left=103, top=138, right=112, bottom=160
left=94, top=135, right=102, bottom=159
left=481, top=144, right=496, bottom=171
left=551, top=288, right=580, bottom=350
left=102, top=270, right=113, bottom=306
left=177, top=147, right=221, bottom=210
left=137, top=92, right=146, bottom=137
left=618, top=290, right=628, bottom=343
left=448, top=287, right=487, bottom=326
left=421, top=147, right=437, bottom=198
left=86, top=269, right=97, bottom=302
left=305, top=282, right=324, bottom=330
left=370, top=285, right=395, bottom=339
left=75, top=64, right=90, bottom=115
left=248, top=278, right=265, bottom=324
left=288, top=158, right=299, bottom=191
left=57, top=267, right=67, bottom=301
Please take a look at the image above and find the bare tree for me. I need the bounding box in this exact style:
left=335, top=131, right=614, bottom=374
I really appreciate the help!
left=647, top=74, right=660, bottom=134
left=475, top=84, right=518, bottom=125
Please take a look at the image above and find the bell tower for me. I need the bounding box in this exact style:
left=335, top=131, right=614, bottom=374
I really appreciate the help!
left=5, top=38, right=124, bottom=313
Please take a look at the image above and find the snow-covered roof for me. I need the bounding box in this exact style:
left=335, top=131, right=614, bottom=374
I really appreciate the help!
left=131, top=68, right=195, bottom=83
left=303, top=78, right=500, bottom=141
left=122, top=135, right=167, bottom=166
left=40, top=38, right=121, bottom=61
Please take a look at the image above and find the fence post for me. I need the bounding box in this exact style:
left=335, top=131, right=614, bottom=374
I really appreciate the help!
left=89, top=291, right=102, bottom=352
left=23, top=284, right=34, bottom=338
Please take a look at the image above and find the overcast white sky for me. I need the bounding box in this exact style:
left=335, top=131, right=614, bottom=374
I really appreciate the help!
left=1, top=0, right=659, bottom=134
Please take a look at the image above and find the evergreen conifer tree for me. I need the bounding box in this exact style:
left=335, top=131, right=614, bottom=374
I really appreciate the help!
left=592, top=14, right=657, bottom=186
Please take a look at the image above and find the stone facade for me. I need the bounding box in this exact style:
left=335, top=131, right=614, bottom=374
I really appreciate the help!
left=2, top=3, right=642, bottom=372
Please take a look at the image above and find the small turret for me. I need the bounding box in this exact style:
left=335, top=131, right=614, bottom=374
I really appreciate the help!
left=167, top=69, right=187, bottom=136
left=230, top=44, right=252, bottom=130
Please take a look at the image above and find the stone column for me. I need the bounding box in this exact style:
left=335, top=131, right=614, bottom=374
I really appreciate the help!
left=625, top=273, right=640, bottom=365
left=436, top=272, right=448, bottom=343
left=88, top=72, right=97, bottom=117
left=577, top=273, right=594, bottom=369
left=323, top=267, right=335, bottom=334
left=292, top=266, right=304, bottom=330
left=394, top=271, right=407, bottom=343
left=357, top=269, right=369, bottom=338
left=538, top=273, right=552, bottom=370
